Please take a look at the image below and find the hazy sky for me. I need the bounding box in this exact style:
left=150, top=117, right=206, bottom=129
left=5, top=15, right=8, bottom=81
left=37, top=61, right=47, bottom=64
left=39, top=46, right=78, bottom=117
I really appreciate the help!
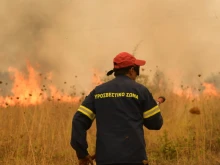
left=1, top=0, right=220, bottom=92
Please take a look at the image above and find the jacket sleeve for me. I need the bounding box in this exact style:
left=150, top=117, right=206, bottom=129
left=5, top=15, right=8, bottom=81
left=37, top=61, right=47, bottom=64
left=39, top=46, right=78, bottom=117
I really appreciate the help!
left=141, top=88, right=163, bottom=130
left=70, top=90, right=96, bottom=159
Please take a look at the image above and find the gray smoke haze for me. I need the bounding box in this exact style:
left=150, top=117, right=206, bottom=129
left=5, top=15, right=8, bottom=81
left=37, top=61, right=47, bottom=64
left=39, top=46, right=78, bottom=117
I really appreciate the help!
left=1, top=0, right=220, bottom=93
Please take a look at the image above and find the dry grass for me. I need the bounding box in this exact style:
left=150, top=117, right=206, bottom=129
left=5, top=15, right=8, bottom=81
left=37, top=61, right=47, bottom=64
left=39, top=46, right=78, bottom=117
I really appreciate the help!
left=0, top=85, right=220, bottom=165
left=144, top=94, right=220, bottom=165
left=0, top=102, right=84, bottom=165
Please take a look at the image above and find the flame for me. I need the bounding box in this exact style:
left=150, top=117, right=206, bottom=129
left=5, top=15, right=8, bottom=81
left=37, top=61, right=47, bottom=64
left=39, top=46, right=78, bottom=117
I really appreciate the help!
left=173, top=86, right=198, bottom=99
left=202, top=82, right=219, bottom=96
left=0, top=62, right=81, bottom=107
left=1, top=62, right=219, bottom=107
left=173, top=82, right=219, bottom=98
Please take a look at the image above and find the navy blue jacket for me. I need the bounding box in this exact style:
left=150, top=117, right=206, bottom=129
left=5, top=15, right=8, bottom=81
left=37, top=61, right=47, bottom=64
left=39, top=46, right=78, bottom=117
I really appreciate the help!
left=71, top=75, right=163, bottom=164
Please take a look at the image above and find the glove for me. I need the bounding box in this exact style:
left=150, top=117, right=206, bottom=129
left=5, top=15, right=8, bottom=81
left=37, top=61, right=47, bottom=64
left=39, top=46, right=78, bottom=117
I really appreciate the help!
left=79, top=155, right=94, bottom=165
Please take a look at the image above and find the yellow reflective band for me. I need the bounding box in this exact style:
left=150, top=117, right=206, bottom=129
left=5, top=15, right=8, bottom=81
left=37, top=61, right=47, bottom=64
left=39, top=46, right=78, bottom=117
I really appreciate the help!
left=78, top=105, right=96, bottom=120
left=143, top=105, right=160, bottom=119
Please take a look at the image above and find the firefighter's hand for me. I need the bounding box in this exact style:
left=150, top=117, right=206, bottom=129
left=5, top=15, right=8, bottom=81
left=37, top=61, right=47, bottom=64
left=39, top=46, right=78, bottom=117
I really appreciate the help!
left=157, top=96, right=166, bottom=105
left=79, top=155, right=94, bottom=165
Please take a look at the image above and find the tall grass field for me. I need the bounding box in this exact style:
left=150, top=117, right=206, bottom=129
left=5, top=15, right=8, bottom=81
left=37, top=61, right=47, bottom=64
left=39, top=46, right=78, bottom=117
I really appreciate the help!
left=1, top=72, right=220, bottom=165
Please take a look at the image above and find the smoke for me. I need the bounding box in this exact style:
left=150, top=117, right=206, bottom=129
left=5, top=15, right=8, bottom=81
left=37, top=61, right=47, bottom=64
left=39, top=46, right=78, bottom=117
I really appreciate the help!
left=0, top=0, right=220, bottom=93
left=204, top=72, right=220, bottom=89
left=139, top=0, right=220, bottom=87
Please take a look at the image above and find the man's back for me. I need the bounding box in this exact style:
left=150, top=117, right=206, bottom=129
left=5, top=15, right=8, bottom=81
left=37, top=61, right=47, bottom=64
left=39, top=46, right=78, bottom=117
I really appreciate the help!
left=93, top=75, right=158, bottom=164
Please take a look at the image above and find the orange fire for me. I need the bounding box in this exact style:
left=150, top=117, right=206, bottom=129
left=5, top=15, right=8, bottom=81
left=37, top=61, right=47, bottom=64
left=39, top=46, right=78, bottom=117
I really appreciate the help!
left=0, top=63, right=82, bottom=107
left=1, top=63, right=219, bottom=107
left=202, top=82, right=219, bottom=96
left=173, top=86, right=198, bottom=99
left=173, top=82, right=219, bottom=98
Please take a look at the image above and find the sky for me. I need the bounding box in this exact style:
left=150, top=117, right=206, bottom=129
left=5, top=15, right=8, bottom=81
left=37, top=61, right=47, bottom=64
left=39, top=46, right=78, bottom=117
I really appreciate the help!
left=0, top=0, right=220, bottom=93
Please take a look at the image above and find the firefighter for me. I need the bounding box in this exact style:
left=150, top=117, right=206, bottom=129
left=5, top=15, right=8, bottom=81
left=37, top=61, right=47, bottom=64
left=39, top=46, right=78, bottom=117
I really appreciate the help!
left=70, top=52, right=164, bottom=165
